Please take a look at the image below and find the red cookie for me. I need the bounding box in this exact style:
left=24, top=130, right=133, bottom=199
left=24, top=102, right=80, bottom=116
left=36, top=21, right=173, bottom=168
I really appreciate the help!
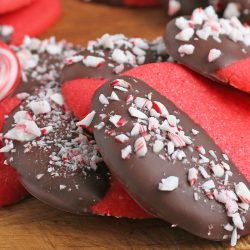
left=0, top=0, right=61, bottom=45
left=63, top=62, right=250, bottom=223
left=0, top=0, right=34, bottom=14
left=164, top=6, right=250, bottom=94
left=0, top=97, right=28, bottom=206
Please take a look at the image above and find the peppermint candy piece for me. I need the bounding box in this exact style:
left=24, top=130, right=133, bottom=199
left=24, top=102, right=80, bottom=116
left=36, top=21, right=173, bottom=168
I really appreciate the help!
left=134, top=137, right=147, bottom=157
left=159, top=176, right=179, bottom=191
left=4, top=120, right=41, bottom=141
left=76, top=111, right=96, bottom=128
left=0, top=42, right=20, bottom=101
left=188, top=167, right=198, bottom=186
left=235, top=182, right=250, bottom=204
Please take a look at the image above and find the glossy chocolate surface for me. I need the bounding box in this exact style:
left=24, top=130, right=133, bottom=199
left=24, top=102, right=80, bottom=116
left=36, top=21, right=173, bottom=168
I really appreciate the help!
left=91, top=75, right=250, bottom=240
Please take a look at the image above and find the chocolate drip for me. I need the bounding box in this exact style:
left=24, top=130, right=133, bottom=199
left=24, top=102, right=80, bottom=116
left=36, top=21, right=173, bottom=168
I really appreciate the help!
left=91, top=75, right=250, bottom=241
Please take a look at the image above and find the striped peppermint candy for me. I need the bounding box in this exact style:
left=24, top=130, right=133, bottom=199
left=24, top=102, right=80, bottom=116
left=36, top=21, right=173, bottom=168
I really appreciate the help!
left=0, top=42, right=21, bottom=101
left=134, top=137, right=147, bottom=157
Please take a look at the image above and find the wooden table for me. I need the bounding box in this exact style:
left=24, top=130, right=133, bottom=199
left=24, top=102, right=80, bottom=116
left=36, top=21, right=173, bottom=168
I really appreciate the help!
left=1, top=0, right=249, bottom=249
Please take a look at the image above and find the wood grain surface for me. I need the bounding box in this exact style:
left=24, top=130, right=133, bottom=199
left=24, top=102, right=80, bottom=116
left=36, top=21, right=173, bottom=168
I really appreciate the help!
left=1, top=0, right=249, bottom=249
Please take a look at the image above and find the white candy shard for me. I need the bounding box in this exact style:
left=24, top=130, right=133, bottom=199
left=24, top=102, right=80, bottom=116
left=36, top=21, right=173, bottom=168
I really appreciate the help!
left=178, top=44, right=195, bottom=55
left=99, top=94, right=109, bottom=105
left=153, top=140, right=164, bottom=154
left=202, top=180, right=215, bottom=190
left=50, top=93, right=64, bottom=106
left=115, top=134, right=129, bottom=143
left=175, top=28, right=194, bottom=41
left=167, top=141, right=175, bottom=155
left=76, top=110, right=96, bottom=127
left=109, top=91, right=120, bottom=101
left=232, top=213, right=244, bottom=230
left=13, top=111, right=32, bottom=123
left=208, top=49, right=222, bottom=62
left=128, top=106, right=148, bottom=120
left=148, top=117, right=159, bottom=131
left=211, top=162, right=225, bottom=177
left=159, top=176, right=179, bottom=191
left=28, top=100, right=51, bottom=115
left=0, top=141, right=13, bottom=153
left=134, top=137, right=147, bottom=157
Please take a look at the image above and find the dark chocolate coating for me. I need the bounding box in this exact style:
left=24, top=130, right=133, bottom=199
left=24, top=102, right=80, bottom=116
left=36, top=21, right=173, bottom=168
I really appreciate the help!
left=4, top=95, right=110, bottom=215
left=61, top=47, right=160, bottom=83
left=164, top=18, right=250, bottom=82
left=91, top=75, right=250, bottom=240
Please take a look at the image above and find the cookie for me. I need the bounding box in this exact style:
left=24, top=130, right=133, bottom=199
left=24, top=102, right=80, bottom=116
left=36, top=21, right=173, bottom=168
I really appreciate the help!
left=0, top=0, right=34, bottom=14
left=3, top=80, right=110, bottom=214
left=85, top=0, right=160, bottom=7
left=0, top=37, right=78, bottom=207
left=89, top=68, right=250, bottom=245
left=0, top=25, right=13, bottom=44
left=0, top=41, right=21, bottom=102
left=164, top=6, right=250, bottom=93
left=0, top=0, right=61, bottom=45
left=60, top=34, right=167, bottom=218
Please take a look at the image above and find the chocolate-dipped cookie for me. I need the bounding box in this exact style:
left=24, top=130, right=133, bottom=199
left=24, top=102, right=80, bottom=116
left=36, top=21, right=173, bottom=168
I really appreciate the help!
left=0, top=36, right=76, bottom=207
left=164, top=6, right=250, bottom=93
left=89, top=74, right=250, bottom=244
left=1, top=37, right=111, bottom=212
left=3, top=81, right=110, bottom=214
left=61, top=34, right=167, bottom=82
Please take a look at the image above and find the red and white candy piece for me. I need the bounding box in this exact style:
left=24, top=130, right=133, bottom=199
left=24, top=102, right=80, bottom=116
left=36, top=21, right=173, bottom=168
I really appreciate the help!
left=151, top=101, right=169, bottom=117
left=111, top=79, right=132, bottom=90
left=76, top=110, right=96, bottom=128
left=0, top=42, right=21, bottom=101
left=4, top=120, right=41, bottom=141
left=188, top=167, right=198, bottom=186
left=121, top=145, right=132, bottom=160
left=82, top=56, right=105, bottom=68
left=109, top=115, right=126, bottom=128
left=134, top=137, right=147, bottom=157
left=235, top=182, right=250, bottom=204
